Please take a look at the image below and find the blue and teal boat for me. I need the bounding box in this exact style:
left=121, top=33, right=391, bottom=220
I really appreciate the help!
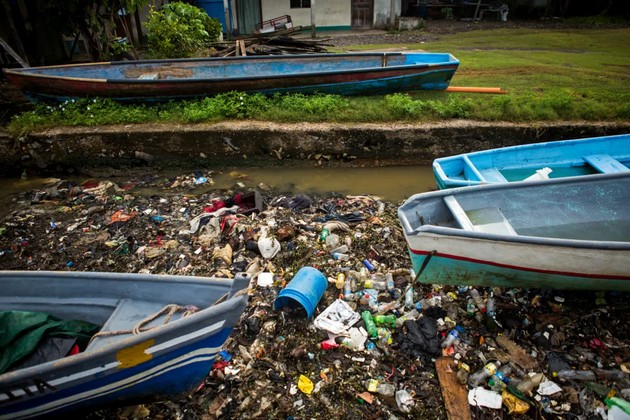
left=432, top=133, right=630, bottom=190
left=0, top=271, right=249, bottom=418
left=398, top=172, right=630, bottom=291
left=3, top=52, right=459, bottom=102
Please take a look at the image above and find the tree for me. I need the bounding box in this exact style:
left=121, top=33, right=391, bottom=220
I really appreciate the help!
left=34, top=0, right=148, bottom=61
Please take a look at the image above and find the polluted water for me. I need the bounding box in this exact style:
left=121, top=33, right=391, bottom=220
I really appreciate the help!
left=0, top=165, right=628, bottom=420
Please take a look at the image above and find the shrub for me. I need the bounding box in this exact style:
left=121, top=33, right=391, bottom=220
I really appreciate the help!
left=146, top=2, right=222, bottom=58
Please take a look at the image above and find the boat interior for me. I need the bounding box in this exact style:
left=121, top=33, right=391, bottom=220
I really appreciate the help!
left=0, top=272, right=244, bottom=352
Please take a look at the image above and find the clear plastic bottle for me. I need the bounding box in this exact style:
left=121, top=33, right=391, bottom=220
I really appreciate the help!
left=364, top=279, right=388, bottom=290
left=343, top=277, right=353, bottom=300
left=395, top=308, right=420, bottom=327
left=468, top=361, right=501, bottom=387
left=404, top=286, right=415, bottom=308
left=441, top=328, right=460, bottom=348
left=365, top=340, right=382, bottom=357
left=516, top=372, right=545, bottom=394
left=469, top=288, right=486, bottom=313
left=486, top=292, right=496, bottom=317
left=365, top=379, right=395, bottom=397
left=385, top=272, right=395, bottom=292
left=554, top=369, right=596, bottom=381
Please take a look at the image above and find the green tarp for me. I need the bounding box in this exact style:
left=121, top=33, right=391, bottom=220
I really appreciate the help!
left=0, top=311, right=100, bottom=374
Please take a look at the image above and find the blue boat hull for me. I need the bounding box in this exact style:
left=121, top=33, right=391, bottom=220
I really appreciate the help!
left=0, top=271, right=250, bottom=419
left=432, top=134, right=630, bottom=189
left=3, top=52, right=460, bottom=102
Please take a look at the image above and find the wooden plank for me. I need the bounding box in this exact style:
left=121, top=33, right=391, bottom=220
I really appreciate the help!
left=584, top=154, right=629, bottom=173
left=443, top=195, right=475, bottom=231
left=496, top=335, right=537, bottom=370
left=238, top=40, right=247, bottom=56
left=436, top=357, right=472, bottom=420
left=0, top=36, right=29, bottom=68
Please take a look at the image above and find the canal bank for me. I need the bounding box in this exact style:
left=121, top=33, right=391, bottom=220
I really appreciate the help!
left=2, top=121, right=629, bottom=177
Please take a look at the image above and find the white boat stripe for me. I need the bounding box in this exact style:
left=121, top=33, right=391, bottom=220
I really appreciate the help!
left=146, top=320, right=225, bottom=354
left=7, top=347, right=222, bottom=419
left=1, top=320, right=226, bottom=403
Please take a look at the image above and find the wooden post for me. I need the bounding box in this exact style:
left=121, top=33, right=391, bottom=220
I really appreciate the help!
left=310, top=0, right=316, bottom=38
left=223, top=0, right=232, bottom=40
left=473, top=0, right=482, bottom=21
left=389, top=0, right=397, bottom=29
left=0, top=36, right=29, bottom=68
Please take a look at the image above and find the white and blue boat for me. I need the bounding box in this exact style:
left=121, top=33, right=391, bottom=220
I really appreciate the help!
left=432, top=133, right=630, bottom=190
left=398, top=172, right=630, bottom=291
left=0, top=271, right=249, bottom=419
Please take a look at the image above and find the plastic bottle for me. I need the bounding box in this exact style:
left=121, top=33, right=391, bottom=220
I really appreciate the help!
left=554, top=369, right=596, bottom=381
left=385, top=272, right=395, bottom=292
left=404, top=287, right=415, bottom=308
left=376, top=327, right=392, bottom=351
left=325, top=233, right=340, bottom=249
left=441, top=328, right=460, bottom=349
left=343, top=277, right=353, bottom=300
left=375, top=300, right=398, bottom=315
left=395, top=308, right=420, bottom=327
left=374, top=314, right=397, bottom=328
left=364, top=278, right=387, bottom=290
left=362, top=259, right=375, bottom=271
left=469, top=288, right=486, bottom=313
left=365, top=340, right=382, bottom=357
left=486, top=292, right=496, bottom=317
left=319, top=227, right=329, bottom=242
left=466, top=298, right=476, bottom=317
left=488, top=368, right=511, bottom=392
left=365, top=379, right=395, bottom=397
left=468, top=361, right=501, bottom=387
left=516, top=372, right=545, bottom=395
left=335, top=273, right=346, bottom=290
left=362, top=311, right=378, bottom=338
left=332, top=252, right=349, bottom=261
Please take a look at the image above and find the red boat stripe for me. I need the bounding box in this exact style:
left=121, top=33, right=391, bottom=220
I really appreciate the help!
left=409, top=248, right=630, bottom=281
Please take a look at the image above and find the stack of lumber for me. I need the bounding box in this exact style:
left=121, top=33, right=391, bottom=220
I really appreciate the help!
left=210, top=27, right=331, bottom=57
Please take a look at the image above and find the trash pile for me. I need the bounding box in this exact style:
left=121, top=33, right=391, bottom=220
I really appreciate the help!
left=0, top=172, right=628, bottom=419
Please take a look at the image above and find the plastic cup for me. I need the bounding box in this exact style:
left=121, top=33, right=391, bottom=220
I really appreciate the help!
left=274, top=267, right=327, bottom=318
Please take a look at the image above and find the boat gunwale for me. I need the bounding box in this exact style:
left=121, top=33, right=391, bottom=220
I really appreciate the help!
left=0, top=271, right=249, bottom=384
left=432, top=133, right=630, bottom=185
left=398, top=171, right=630, bottom=250
left=2, top=52, right=460, bottom=85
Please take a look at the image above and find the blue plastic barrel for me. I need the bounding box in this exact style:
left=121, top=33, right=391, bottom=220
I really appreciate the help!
left=274, top=267, right=327, bottom=318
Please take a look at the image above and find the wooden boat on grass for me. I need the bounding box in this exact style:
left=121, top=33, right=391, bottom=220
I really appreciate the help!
left=0, top=271, right=249, bottom=419
left=432, top=134, right=630, bottom=190
left=2, top=52, right=459, bottom=102
left=397, top=172, right=630, bottom=291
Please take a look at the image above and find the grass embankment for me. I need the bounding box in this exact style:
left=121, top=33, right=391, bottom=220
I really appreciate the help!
left=8, top=27, right=630, bottom=136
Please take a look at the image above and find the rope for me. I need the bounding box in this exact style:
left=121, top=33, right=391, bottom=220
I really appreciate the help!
left=88, top=303, right=199, bottom=345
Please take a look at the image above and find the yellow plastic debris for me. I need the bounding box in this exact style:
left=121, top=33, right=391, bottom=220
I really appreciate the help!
left=502, top=390, right=530, bottom=415
left=298, top=375, right=314, bottom=395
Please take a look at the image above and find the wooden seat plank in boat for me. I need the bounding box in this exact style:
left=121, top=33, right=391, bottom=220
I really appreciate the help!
left=584, top=154, right=629, bottom=173
left=479, top=168, right=508, bottom=183
left=443, top=195, right=516, bottom=235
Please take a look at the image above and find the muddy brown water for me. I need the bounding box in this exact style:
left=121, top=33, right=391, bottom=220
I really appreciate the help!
left=0, top=165, right=438, bottom=217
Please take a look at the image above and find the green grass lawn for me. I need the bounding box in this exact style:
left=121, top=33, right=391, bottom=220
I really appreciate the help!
left=8, top=27, right=630, bottom=135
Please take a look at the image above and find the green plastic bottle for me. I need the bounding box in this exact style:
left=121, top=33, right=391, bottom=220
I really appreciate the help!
left=362, top=311, right=378, bottom=338
left=374, top=314, right=397, bottom=328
